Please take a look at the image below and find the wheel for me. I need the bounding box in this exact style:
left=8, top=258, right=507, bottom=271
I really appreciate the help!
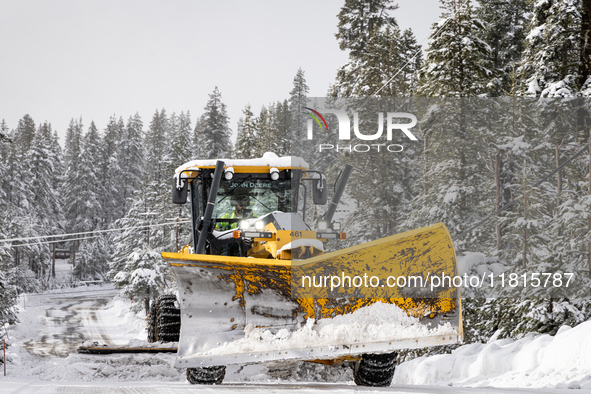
left=186, top=366, right=226, bottom=385
left=156, top=294, right=181, bottom=342
left=147, top=300, right=157, bottom=343
left=354, top=352, right=397, bottom=387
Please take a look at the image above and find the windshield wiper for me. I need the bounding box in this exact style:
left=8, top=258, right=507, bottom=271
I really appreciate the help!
left=216, top=175, right=253, bottom=205
left=250, top=194, right=272, bottom=212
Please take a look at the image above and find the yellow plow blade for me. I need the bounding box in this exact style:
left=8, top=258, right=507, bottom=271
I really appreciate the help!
left=163, top=223, right=461, bottom=368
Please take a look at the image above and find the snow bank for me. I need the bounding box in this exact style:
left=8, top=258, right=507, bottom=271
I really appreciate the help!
left=204, top=302, right=456, bottom=356
left=394, top=321, right=591, bottom=389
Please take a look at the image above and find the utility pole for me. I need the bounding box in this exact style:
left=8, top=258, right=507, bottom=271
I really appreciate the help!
left=165, top=208, right=186, bottom=252
left=51, top=243, right=56, bottom=278
left=139, top=212, right=157, bottom=247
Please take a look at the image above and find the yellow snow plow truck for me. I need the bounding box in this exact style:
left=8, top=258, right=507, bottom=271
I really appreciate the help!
left=152, top=152, right=462, bottom=386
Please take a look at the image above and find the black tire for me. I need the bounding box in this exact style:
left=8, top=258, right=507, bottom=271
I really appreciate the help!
left=147, top=300, right=157, bottom=343
left=354, top=352, right=397, bottom=387
left=156, top=294, right=181, bottom=343
left=186, top=366, right=226, bottom=385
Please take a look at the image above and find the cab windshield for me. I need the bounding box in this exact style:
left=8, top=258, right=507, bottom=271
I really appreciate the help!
left=205, top=177, right=294, bottom=219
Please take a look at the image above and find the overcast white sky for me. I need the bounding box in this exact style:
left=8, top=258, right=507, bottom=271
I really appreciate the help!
left=0, top=0, right=442, bottom=143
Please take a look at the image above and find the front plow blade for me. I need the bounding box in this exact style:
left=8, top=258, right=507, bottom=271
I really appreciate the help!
left=163, top=223, right=461, bottom=368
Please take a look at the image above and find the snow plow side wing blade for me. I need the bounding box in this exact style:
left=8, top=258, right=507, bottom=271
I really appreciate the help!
left=77, top=345, right=178, bottom=354
left=163, top=223, right=461, bottom=368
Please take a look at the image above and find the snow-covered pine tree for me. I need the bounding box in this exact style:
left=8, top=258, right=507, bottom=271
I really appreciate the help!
left=0, top=131, right=18, bottom=327
left=350, top=26, right=421, bottom=97
left=417, top=0, right=493, bottom=97
left=6, top=115, right=50, bottom=281
left=0, top=119, right=10, bottom=142
left=0, top=248, right=18, bottom=330
left=520, top=0, right=582, bottom=97
left=403, top=0, right=495, bottom=251
left=0, top=122, right=41, bottom=290
left=400, top=28, right=423, bottom=94
left=145, top=109, right=169, bottom=186
left=355, top=26, right=403, bottom=96
left=100, top=116, right=125, bottom=223
left=62, top=118, right=83, bottom=234
left=117, top=113, right=144, bottom=213
left=24, top=122, right=64, bottom=281
left=164, top=111, right=192, bottom=176
left=255, top=105, right=271, bottom=156
left=335, top=0, right=399, bottom=59
left=14, top=114, right=36, bottom=155
left=289, top=68, right=310, bottom=158
left=27, top=122, right=64, bottom=236
left=76, top=233, right=111, bottom=281
left=580, top=0, right=591, bottom=91
left=198, top=87, right=232, bottom=159
left=476, top=0, right=530, bottom=95
left=234, top=104, right=258, bottom=159
left=66, top=121, right=107, bottom=279
left=332, top=0, right=400, bottom=97
left=274, top=100, right=292, bottom=156
left=109, top=188, right=173, bottom=313
left=177, top=111, right=193, bottom=164
left=268, top=101, right=289, bottom=155
left=66, top=121, right=104, bottom=233
left=192, top=114, right=207, bottom=160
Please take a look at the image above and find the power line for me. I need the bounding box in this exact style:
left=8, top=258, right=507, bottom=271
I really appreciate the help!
left=0, top=220, right=191, bottom=245
left=11, top=235, right=101, bottom=248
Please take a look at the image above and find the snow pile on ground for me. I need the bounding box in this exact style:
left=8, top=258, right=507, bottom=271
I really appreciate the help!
left=3, top=284, right=171, bottom=381
left=394, top=322, right=591, bottom=389
left=6, top=351, right=184, bottom=382
left=205, top=302, right=456, bottom=355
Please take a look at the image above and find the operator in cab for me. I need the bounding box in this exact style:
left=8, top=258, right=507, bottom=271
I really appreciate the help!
left=216, top=195, right=252, bottom=231
left=216, top=194, right=256, bottom=256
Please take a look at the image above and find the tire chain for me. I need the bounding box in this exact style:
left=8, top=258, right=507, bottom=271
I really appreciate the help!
left=186, top=366, right=226, bottom=385
left=354, top=352, right=397, bottom=387
left=156, top=294, right=181, bottom=342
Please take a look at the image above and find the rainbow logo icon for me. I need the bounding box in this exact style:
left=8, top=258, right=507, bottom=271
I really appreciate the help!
left=302, top=107, right=329, bottom=131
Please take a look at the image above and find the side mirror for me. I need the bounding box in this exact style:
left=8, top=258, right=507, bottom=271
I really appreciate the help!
left=312, top=177, right=327, bottom=205
left=172, top=178, right=188, bottom=204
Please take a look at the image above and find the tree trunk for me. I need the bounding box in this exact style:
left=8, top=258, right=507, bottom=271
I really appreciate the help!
left=493, top=149, right=502, bottom=251
left=580, top=0, right=591, bottom=89
left=523, top=159, right=527, bottom=268
left=588, top=132, right=591, bottom=275
left=423, top=134, right=428, bottom=195
left=556, top=139, right=564, bottom=208
left=145, top=289, right=151, bottom=316
left=556, top=139, right=565, bottom=237
left=51, top=243, right=56, bottom=278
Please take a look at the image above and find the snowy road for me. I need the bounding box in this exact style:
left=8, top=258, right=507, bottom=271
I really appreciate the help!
left=20, top=287, right=119, bottom=357
left=0, top=380, right=581, bottom=393
left=3, top=282, right=591, bottom=392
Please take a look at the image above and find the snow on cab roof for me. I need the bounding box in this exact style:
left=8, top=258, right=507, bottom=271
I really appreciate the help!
left=175, top=152, right=309, bottom=175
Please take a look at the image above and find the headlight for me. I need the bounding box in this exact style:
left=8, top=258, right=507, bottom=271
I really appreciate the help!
left=255, top=221, right=264, bottom=230
left=333, top=222, right=341, bottom=231
left=318, top=220, right=327, bottom=231
left=224, top=167, right=234, bottom=180
left=270, top=167, right=279, bottom=181
left=240, top=220, right=250, bottom=230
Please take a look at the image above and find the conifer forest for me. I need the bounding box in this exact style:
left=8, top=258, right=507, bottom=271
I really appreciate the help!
left=2, top=0, right=591, bottom=353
